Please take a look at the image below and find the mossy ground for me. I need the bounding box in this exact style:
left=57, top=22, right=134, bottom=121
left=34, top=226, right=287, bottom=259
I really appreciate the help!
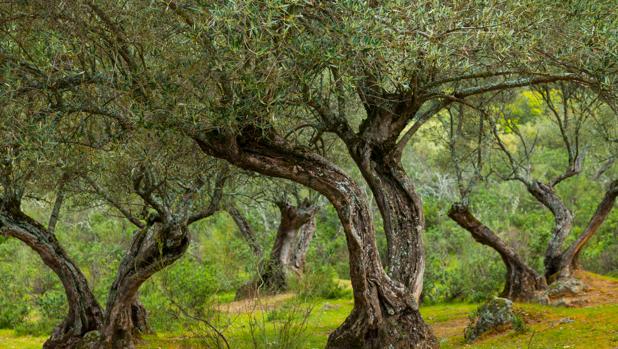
left=2, top=273, right=617, bottom=349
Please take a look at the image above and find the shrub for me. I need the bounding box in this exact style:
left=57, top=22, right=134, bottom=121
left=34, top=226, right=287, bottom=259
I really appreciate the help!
left=0, top=297, right=29, bottom=329
left=292, top=265, right=348, bottom=300
left=34, top=289, right=66, bottom=322
left=248, top=300, right=313, bottom=349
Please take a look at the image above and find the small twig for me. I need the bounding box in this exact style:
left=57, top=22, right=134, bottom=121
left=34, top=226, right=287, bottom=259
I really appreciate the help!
left=527, top=329, right=536, bottom=349
left=167, top=297, right=231, bottom=349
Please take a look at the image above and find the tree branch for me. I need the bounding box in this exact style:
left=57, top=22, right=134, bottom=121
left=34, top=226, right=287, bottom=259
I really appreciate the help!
left=84, top=176, right=145, bottom=228
left=452, top=74, right=580, bottom=99
left=47, top=178, right=67, bottom=234
left=187, top=173, right=227, bottom=224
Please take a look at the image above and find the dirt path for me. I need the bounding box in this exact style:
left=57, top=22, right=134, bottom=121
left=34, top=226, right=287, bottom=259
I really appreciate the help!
left=215, top=292, right=295, bottom=313
left=431, top=317, right=468, bottom=338
left=557, top=270, right=618, bottom=307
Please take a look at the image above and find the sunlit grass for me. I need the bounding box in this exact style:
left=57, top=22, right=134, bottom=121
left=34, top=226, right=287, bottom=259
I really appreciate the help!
left=0, top=329, right=45, bottom=349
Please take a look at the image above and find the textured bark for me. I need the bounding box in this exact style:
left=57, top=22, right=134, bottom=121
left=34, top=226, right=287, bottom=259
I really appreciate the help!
left=290, top=213, right=317, bottom=273
left=321, top=103, right=428, bottom=301
left=234, top=201, right=317, bottom=298
left=448, top=204, right=547, bottom=301
left=525, top=180, right=574, bottom=279
left=556, top=179, right=618, bottom=279
left=0, top=209, right=103, bottom=349
left=99, top=222, right=189, bottom=349
left=194, top=127, right=437, bottom=349
left=261, top=201, right=316, bottom=290
left=348, top=142, right=426, bottom=301
left=130, top=300, right=150, bottom=335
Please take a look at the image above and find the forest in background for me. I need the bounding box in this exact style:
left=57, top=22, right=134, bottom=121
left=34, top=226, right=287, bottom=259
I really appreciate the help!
left=0, top=1, right=617, bottom=348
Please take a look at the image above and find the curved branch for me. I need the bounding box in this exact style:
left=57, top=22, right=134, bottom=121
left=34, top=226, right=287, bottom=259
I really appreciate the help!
left=84, top=176, right=145, bottom=229
left=187, top=174, right=227, bottom=224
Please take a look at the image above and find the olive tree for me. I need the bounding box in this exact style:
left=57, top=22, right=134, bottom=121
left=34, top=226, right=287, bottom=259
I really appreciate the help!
left=10, top=0, right=614, bottom=348
left=489, top=85, right=617, bottom=282
left=229, top=185, right=320, bottom=298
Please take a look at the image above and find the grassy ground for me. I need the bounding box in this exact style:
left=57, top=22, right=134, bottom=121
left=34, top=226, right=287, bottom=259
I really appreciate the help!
left=0, top=329, right=45, bottom=349
left=2, top=273, right=617, bottom=348
left=5, top=302, right=615, bottom=349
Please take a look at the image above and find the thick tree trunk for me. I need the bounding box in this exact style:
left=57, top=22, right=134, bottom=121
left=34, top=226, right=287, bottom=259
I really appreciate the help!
left=234, top=201, right=317, bottom=298
left=0, top=209, right=103, bottom=349
left=349, top=143, right=426, bottom=301
left=194, top=127, right=437, bottom=349
left=290, top=213, right=317, bottom=273
left=99, top=222, right=189, bottom=349
left=555, top=180, right=618, bottom=279
left=259, top=201, right=316, bottom=290
left=448, top=204, right=547, bottom=301
left=525, top=181, right=574, bottom=280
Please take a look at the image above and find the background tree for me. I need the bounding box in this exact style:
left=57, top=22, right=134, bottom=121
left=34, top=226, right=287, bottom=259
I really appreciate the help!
left=80, top=131, right=228, bottom=349
left=230, top=184, right=320, bottom=298
left=441, top=104, right=547, bottom=301
left=0, top=71, right=119, bottom=347
left=489, top=84, right=617, bottom=281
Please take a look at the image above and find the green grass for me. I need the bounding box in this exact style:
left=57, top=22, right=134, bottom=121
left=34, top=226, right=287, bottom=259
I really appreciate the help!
left=2, top=297, right=617, bottom=349
left=0, top=329, right=45, bottom=349
left=462, top=303, right=618, bottom=349
left=137, top=300, right=618, bottom=349
left=138, top=298, right=355, bottom=349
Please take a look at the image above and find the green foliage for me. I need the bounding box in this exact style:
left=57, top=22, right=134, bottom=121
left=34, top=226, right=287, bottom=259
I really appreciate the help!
left=141, top=251, right=221, bottom=331
left=511, top=314, right=527, bottom=334
left=247, top=300, right=313, bottom=349
left=0, top=243, right=33, bottom=329
left=0, top=297, right=29, bottom=330
left=13, top=319, right=57, bottom=338
left=291, top=266, right=348, bottom=300
left=33, top=288, right=66, bottom=324
left=304, top=206, right=350, bottom=279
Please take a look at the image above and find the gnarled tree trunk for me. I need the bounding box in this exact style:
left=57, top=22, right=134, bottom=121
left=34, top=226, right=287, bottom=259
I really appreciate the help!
left=259, top=201, right=317, bottom=291
left=0, top=209, right=103, bottom=349
left=194, top=127, right=437, bottom=349
left=448, top=204, right=547, bottom=301
left=349, top=142, right=426, bottom=301
left=99, top=222, right=189, bottom=349
left=525, top=180, right=574, bottom=280
left=233, top=201, right=317, bottom=298
left=290, top=213, right=317, bottom=273
left=555, top=179, right=618, bottom=279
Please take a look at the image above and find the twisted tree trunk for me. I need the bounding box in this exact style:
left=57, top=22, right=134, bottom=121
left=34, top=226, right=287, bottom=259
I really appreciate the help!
left=261, top=201, right=316, bottom=290
left=194, top=127, right=437, bottom=349
left=99, top=222, right=189, bottom=349
left=349, top=142, right=426, bottom=301
left=234, top=201, right=317, bottom=298
left=0, top=209, right=103, bottom=349
left=525, top=180, right=574, bottom=280
left=448, top=204, right=547, bottom=301
left=555, top=179, right=618, bottom=279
